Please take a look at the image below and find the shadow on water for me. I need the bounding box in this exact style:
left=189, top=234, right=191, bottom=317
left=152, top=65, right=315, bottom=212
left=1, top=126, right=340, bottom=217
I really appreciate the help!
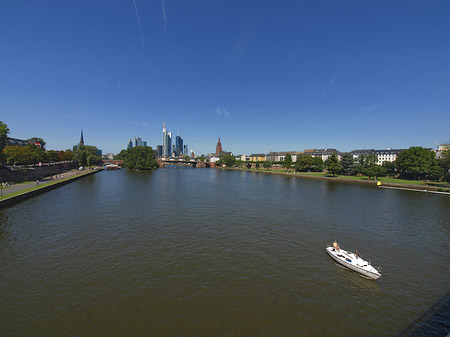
left=400, top=291, right=450, bottom=336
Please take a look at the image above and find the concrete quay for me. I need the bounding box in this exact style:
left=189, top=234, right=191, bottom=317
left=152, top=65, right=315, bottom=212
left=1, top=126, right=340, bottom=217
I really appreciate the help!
left=0, top=168, right=102, bottom=209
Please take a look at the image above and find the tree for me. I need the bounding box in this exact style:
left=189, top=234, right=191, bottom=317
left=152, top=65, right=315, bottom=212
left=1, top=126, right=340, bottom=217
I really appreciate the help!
left=263, top=161, right=272, bottom=169
left=295, top=154, right=314, bottom=172
left=122, top=146, right=158, bottom=170
left=220, top=154, right=236, bottom=167
left=73, top=144, right=101, bottom=167
left=428, top=161, right=444, bottom=181
left=312, top=157, right=324, bottom=172
left=183, top=155, right=190, bottom=161
left=363, top=164, right=386, bottom=180
left=382, top=161, right=396, bottom=177
left=28, top=137, right=46, bottom=149
left=339, top=153, right=356, bottom=175
left=325, top=153, right=340, bottom=177
left=0, top=121, right=9, bottom=166
left=45, top=150, right=60, bottom=162
left=396, top=147, right=435, bottom=180
left=283, top=153, right=293, bottom=169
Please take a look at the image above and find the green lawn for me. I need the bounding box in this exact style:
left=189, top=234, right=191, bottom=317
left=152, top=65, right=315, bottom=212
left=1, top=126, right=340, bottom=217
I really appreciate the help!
left=0, top=170, right=96, bottom=201
left=241, top=167, right=448, bottom=187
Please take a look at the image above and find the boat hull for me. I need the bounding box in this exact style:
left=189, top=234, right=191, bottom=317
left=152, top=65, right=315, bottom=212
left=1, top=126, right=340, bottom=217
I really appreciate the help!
left=326, top=247, right=381, bottom=280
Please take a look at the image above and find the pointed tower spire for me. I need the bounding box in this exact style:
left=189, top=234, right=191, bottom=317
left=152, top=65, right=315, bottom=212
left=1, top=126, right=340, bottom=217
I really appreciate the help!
left=215, top=137, right=223, bottom=156
left=80, top=128, right=84, bottom=145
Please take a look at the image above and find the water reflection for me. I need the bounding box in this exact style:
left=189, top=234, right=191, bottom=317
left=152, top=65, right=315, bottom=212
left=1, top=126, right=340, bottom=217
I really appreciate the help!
left=0, top=168, right=448, bottom=337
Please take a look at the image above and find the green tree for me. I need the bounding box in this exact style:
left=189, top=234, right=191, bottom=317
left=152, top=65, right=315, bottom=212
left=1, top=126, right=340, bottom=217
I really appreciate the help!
left=73, top=144, right=101, bottom=167
left=382, top=161, right=396, bottom=177
left=263, top=161, right=272, bottom=169
left=312, top=157, right=324, bottom=172
left=339, top=153, right=356, bottom=175
left=325, top=153, right=340, bottom=176
left=295, top=154, right=314, bottom=172
left=363, top=164, right=386, bottom=179
left=439, top=144, right=450, bottom=181
left=396, top=147, right=435, bottom=180
left=220, top=154, right=236, bottom=167
left=122, top=146, right=158, bottom=170
left=428, top=161, right=444, bottom=181
left=183, top=155, right=191, bottom=161
left=283, top=153, right=293, bottom=169
left=0, top=121, right=9, bottom=166
left=45, top=150, right=60, bottom=162
left=27, top=137, right=46, bottom=149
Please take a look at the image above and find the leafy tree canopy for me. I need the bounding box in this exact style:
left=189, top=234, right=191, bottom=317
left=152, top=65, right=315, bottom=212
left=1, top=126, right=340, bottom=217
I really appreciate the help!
left=295, top=154, right=314, bottom=172
left=396, top=146, right=435, bottom=180
left=0, top=121, right=9, bottom=166
left=220, top=154, right=236, bottom=167
left=73, top=144, right=102, bottom=167
left=325, top=153, right=340, bottom=176
left=339, top=152, right=356, bottom=175
left=283, top=153, right=293, bottom=168
left=28, top=137, right=46, bottom=148
left=122, top=146, right=158, bottom=171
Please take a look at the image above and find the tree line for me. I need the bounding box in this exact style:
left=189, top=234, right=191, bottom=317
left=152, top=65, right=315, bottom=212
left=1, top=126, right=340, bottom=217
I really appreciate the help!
left=0, top=121, right=103, bottom=168
left=219, top=146, right=450, bottom=182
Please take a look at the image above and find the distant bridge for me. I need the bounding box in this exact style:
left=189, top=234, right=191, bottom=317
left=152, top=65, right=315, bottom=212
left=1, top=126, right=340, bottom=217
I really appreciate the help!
left=157, top=159, right=216, bottom=168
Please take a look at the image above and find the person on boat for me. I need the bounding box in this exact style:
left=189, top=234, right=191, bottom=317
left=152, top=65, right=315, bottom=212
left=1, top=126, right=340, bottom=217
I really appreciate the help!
left=333, top=240, right=340, bottom=251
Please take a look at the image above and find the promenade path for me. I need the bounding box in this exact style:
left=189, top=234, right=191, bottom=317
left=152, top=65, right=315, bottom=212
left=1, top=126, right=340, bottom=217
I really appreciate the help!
left=1, top=169, right=92, bottom=197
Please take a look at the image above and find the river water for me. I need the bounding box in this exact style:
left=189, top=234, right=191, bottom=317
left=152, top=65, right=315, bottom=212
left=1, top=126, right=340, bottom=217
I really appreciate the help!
left=1, top=167, right=449, bottom=336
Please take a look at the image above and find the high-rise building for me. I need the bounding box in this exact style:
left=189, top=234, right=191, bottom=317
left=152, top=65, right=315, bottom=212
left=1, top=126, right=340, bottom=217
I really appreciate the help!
left=134, top=137, right=142, bottom=147
left=183, top=145, right=188, bottom=156
left=162, top=123, right=169, bottom=157
left=215, top=137, right=223, bottom=156
left=127, top=139, right=133, bottom=149
left=156, top=145, right=163, bottom=158
left=167, top=132, right=172, bottom=157
left=175, top=135, right=183, bottom=157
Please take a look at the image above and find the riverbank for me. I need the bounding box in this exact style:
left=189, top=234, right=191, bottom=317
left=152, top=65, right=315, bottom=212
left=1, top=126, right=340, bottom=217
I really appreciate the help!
left=219, top=167, right=450, bottom=194
left=0, top=168, right=102, bottom=209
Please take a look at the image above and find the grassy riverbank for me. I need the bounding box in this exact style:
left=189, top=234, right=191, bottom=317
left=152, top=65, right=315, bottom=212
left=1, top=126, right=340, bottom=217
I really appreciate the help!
left=0, top=169, right=101, bottom=202
left=221, top=167, right=450, bottom=192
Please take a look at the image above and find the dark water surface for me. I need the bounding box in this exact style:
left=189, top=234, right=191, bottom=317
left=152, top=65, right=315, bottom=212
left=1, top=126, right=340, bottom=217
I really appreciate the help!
left=1, top=168, right=449, bottom=336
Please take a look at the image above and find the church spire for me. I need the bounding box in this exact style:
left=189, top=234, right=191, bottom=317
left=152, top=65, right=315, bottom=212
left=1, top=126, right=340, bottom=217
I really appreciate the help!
left=215, top=137, right=223, bottom=156
left=80, top=128, right=84, bottom=145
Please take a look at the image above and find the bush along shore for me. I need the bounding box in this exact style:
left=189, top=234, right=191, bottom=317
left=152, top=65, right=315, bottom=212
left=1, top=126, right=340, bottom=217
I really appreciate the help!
left=219, top=166, right=450, bottom=194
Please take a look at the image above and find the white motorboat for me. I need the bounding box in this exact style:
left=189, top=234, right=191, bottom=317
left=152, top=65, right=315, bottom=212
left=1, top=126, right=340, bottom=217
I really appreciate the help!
left=326, top=246, right=382, bottom=280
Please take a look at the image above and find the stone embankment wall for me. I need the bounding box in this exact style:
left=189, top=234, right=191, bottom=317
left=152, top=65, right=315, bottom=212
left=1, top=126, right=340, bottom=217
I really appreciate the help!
left=0, top=163, right=76, bottom=183
left=0, top=170, right=99, bottom=209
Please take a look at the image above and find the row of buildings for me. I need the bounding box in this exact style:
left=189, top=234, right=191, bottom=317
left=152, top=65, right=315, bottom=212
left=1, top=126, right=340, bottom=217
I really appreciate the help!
left=232, top=148, right=406, bottom=166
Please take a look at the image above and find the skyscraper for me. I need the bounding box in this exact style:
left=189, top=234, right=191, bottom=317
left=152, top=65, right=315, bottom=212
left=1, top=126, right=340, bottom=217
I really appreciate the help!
left=162, top=123, right=171, bottom=157
left=183, top=145, right=188, bottom=156
left=127, top=139, right=133, bottom=149
left=156, top=145, right=163, bottom=158
left=175, top=135, right=183, bottom=157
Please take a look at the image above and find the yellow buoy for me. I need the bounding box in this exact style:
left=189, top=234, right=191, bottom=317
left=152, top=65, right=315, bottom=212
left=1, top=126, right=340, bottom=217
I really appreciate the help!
left=377, top=181, right=382, bottom=186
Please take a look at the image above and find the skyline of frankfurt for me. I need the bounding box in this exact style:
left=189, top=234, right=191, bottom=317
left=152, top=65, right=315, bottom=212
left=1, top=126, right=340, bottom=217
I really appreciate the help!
left=1, top=1, right=450, bottom=154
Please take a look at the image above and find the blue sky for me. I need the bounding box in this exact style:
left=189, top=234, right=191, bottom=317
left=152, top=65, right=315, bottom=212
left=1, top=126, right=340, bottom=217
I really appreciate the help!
left=1, top=0, right=449, bottom=155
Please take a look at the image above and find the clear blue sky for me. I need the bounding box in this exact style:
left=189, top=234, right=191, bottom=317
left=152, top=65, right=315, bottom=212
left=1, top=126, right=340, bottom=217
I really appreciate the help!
left=1, top=0, right=449, bottom=155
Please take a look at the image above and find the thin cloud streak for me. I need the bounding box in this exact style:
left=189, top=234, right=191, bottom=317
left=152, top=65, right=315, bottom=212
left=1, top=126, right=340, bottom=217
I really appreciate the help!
left=216, top=107, right=230, bottom=118
left=362, top=101, right=387, bottom=112
left=132, top=0, right=146, bottom=48
left=161, top=0, right=167, bottom=35
left=321, top=73, right=335, bottom=97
